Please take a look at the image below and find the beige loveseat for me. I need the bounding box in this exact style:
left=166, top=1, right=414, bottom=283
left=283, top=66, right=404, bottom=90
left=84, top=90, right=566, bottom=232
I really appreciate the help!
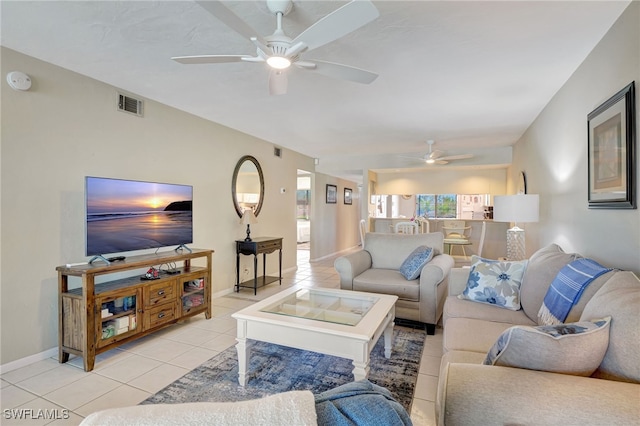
left=335, top=232, right=454, bottom=334
left=436, top=244, right=640, bottom=425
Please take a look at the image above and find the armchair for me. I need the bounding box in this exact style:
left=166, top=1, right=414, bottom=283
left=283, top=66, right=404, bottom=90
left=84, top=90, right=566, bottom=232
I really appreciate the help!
left=334, top=232, right=454, bottom=334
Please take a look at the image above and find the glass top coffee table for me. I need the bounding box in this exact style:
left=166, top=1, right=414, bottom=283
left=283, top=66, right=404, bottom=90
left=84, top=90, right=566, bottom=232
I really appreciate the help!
left=232, top=287, right=398, bottom=386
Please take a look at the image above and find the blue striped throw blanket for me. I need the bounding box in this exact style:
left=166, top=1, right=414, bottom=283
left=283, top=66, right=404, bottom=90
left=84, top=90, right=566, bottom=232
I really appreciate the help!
left=538, top=258, right=611, bottom=325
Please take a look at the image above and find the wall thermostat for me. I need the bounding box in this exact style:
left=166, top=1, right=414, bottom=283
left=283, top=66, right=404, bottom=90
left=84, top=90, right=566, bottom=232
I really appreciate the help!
left=7, top=71, right=32, bottom=91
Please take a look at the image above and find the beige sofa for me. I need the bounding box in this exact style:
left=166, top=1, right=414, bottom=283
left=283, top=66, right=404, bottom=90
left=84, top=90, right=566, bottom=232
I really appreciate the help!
left=335, top=232, right=454, bottom=334
left=436, top=244, right=640, bottom=425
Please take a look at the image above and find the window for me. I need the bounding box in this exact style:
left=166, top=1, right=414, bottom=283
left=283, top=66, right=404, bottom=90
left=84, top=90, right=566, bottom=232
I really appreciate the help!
left=417, top=194, right=457, bottom=218
left=296, top=190, right=310, bottom=220
left=371, top=193, right=489, bottom=219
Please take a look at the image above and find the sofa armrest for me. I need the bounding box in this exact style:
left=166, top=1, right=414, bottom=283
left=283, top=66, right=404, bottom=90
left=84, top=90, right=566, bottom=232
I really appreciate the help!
left=334, top=250, right=372, bottom=290
left=448, top=267, right=470, bottom=296
left=418, top=254, right=455, bottom=324
left=437, top=363, right=640, bottom=426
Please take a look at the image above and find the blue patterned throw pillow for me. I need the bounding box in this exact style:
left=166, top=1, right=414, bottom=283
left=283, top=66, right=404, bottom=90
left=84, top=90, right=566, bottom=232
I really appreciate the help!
left=458, top=255, right=528, bottom=310
left=483, top=317, right=611, bottom=376
left=399, top=246, right=434, bottom=280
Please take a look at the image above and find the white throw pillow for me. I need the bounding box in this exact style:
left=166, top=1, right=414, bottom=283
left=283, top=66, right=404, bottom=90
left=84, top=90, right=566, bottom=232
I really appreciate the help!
left=483, top=317, right=611, bottom=376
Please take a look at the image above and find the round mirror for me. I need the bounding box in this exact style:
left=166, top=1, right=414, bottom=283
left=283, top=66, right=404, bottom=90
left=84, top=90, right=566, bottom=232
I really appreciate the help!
left=232, top=155, right=264, bottom=218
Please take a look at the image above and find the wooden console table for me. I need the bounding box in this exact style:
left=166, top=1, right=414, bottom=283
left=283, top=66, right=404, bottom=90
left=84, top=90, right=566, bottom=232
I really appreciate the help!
left=235, top=237, right=282, bottom=295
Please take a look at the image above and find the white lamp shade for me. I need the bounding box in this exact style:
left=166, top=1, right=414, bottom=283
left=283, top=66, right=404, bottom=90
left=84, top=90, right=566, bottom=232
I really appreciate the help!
left=493, top=194, right=539, bottom=224
left=240, top=209, right=258, bottom=225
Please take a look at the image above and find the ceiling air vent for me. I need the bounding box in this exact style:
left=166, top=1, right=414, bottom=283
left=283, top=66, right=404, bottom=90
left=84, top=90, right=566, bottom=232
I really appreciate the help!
left=117, top=93, right=143, bottom=117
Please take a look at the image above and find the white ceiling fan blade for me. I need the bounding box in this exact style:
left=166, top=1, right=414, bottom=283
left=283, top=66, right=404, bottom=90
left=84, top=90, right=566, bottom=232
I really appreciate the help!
left=398, top=155, right=428, bottom=162
left=291, top=0, right=379, bottom=52
left=299, top=59, right=378, bottom=84
left=269, top=69, right=288, bottom=95
left=285, top=42, right=308, bottom=59
left=434, top=160, right=449, bottom=165
left=430, top=150, right=444, bottom=159
left=195, top=1, right=266, bottom=45
left=251, top=37, right=273, bottom=57
left=437, top=154, right=474, bottom=161
left=172, top=55, right=252, bottom=64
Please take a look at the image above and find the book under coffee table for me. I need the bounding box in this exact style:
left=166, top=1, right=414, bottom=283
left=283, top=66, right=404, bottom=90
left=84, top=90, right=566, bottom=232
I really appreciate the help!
left=232, top=287, right=398, bottom=386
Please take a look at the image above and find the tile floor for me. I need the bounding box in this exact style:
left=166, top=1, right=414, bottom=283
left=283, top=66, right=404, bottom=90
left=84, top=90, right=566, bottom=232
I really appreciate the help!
left=0, top=249, right=441, bottom=426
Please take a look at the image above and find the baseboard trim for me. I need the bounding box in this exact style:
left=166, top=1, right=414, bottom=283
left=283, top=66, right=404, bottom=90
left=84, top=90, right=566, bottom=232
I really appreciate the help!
left=0, top=347, right=58, bottom=374
left=310, top=245, right=359, bottom=263
left=212, top=266, right=298, bottom=299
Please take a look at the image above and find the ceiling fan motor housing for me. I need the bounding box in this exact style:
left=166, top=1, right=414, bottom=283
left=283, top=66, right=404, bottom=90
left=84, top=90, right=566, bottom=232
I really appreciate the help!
left=265, top=34, right=292, bottom=56
left=267, top=0, right=293, bottom=16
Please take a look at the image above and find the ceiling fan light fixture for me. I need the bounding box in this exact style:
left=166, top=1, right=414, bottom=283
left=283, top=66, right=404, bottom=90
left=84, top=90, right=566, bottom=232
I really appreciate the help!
left=267, top=56, right=291, bottom=69
left=426, top=158, right=435, bottom=164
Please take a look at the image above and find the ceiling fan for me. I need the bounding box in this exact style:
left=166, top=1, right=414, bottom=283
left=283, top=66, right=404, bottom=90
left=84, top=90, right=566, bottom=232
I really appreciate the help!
left=172, top=0, right=380, bottom=95
left=401, top=140, right=474, bottom=165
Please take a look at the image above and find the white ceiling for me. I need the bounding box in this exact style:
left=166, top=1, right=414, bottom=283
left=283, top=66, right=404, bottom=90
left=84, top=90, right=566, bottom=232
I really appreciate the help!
left=1, top=1, right=631, bottom=181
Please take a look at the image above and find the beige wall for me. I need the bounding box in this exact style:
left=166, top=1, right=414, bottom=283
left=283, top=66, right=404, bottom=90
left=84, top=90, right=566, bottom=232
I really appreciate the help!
left=0, top=47, right=323, bottom=365
left=372, top=168, right=507, bottom=196
left=310, top=173, right=361, bottom=260
left=510, top=2, right=639, bottom=271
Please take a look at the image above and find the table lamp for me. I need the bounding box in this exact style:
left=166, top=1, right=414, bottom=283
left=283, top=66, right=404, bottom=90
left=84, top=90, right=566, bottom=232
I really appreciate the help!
left=493, top=194, right=539, bottom=261
left=240, top=209, right=258, bottom=241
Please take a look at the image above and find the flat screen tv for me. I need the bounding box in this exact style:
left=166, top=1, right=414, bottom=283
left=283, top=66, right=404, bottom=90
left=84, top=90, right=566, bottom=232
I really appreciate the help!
left=85, top=176, right=193, bottom=258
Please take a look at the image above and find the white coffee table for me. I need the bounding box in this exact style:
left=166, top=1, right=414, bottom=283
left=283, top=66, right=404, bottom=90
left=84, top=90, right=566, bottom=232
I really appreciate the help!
left=231, top=287, right=398, bottom=386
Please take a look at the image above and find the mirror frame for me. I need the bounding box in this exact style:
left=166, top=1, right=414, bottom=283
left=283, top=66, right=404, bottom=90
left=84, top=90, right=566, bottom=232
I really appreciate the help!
left=232, top=155, right=265, bottom=218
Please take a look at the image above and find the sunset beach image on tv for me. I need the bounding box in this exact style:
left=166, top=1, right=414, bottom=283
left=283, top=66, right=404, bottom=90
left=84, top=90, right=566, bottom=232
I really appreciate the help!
left=85, top=177, right=193, bottom=256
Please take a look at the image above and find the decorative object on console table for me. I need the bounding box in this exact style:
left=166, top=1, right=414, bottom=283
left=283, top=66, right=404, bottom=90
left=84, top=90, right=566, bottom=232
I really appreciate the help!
left=344, top=188, right=353, bottom=205
left=326, top=184, right=337, bottom=204
left=587, top=81, right=636, bottom=209
left=240, top=209, right=258, bottom=241
left=235, top=237, right=283, bottom=295
left=493, top=194, right=539, bottom=261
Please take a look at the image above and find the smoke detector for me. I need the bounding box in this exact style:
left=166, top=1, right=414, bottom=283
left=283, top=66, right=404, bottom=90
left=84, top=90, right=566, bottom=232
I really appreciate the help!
left=6, top=71, right=32, bottom=91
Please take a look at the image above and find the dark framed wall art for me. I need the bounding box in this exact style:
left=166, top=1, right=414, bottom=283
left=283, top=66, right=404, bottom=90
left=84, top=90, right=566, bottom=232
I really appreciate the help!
left=344, top=188, right=353, bottom=205
left=326, top=184, right=337, bottom=204
left=587, top=81, right=636, bottom=209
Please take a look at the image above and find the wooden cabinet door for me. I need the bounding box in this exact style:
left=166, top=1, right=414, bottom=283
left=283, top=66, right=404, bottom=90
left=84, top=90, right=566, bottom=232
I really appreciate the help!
left=96, top=288, right=142, bottom=349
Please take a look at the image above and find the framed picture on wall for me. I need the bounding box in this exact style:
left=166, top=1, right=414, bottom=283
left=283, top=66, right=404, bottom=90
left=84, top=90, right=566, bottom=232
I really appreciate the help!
left=344, top=188, right=353, bottom=205
left=587, top=81, right=636, bottom=209
left=326, top=184, right=337, bottom=204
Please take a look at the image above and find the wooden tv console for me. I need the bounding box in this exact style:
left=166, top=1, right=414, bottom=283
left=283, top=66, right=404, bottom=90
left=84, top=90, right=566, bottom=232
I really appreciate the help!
left=56, top=249, right=213, bottom=372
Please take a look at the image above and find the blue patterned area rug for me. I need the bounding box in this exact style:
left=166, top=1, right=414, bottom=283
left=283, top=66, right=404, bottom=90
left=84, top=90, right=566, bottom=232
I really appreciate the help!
left=142, top=327, right=425, bottom=411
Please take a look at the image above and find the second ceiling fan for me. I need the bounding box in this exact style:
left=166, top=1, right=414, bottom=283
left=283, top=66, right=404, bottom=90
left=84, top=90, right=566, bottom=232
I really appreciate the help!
left=403, top=140, right=474, bottom=165
left=172, top=0, right=380, bottom=95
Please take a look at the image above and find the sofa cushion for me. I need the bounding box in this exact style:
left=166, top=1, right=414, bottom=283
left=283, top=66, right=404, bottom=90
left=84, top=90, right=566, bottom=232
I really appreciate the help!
left=580, top=271, right=640, bottom=384
left=458, top=256, right=527, bottom=310
left=443, top=317, right=515, bottom=354
left=364, top=232, right=444, bottom=270
left=399, top=246, right=434, bottom=280
left=519, top=244, right=581, bottom=322
left=439, top=351, right=487, bottom=380
left=483, top=317, right=611, bottom=376
left=438, top=363, right=640, bottom=426
left=353, top=269, right=420, bottom=301
left=443, top=295, right=536, bottom=327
